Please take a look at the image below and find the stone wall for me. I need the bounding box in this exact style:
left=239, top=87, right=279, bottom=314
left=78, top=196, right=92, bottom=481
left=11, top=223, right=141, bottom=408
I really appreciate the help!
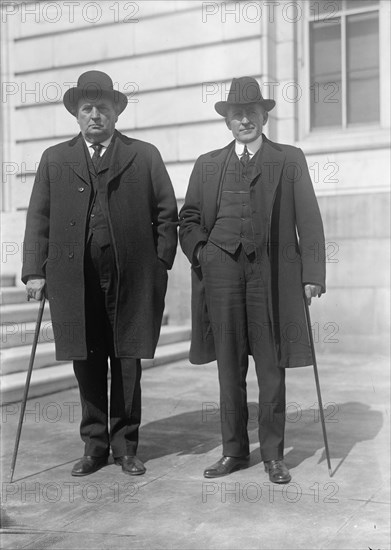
left=1, top=0, right=390, bottom=356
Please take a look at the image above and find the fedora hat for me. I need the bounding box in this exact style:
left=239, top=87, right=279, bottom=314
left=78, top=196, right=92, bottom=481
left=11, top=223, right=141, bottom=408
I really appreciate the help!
left=215, top=76, right=275, bottom=117
left=63, top=70, right=128, bottom=116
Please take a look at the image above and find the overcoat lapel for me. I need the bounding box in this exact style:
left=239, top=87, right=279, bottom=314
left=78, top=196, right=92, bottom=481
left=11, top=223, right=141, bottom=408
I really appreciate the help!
left=202, top=141, right=234, bottom=230
left=101, top=130, right=137, bottom=185
left=65, top=134, right=91, bottom=186
left=257, top=137, right=285, bottom=222
left=64, top=131, right=138, bottom=187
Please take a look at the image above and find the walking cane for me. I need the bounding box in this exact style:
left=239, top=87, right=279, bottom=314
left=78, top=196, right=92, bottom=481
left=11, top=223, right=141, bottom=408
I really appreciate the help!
left=303, top=292, right=333, bottom=477
left=9, top=295, right=46, bottom=483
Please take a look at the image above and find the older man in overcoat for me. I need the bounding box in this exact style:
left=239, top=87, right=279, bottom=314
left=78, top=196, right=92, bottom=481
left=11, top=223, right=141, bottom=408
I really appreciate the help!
left=179, top=77, right=325, bottom=483
left=22, top=71, right=178, bottom=476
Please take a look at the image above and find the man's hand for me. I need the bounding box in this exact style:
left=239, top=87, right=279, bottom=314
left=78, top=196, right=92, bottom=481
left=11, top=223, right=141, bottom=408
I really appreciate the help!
left=304, top=284, right=321, bottom=305
left=26, top=277, right=46, bottom=301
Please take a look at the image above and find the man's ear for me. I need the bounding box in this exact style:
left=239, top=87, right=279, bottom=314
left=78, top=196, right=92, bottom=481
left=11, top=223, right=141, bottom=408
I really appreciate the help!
left=225, top=117, right=232, bottom=130
left=263, top=111, right=269, bottom=125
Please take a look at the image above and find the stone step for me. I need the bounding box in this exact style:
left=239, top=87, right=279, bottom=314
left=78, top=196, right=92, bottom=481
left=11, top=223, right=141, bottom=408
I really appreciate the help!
left=1, top=318, right=55, bottom=349
left=0, top=325, right=191, bottom=373
left=141, top=340, right=190, bottom=369
left=0, top=287, right=26, bottom=306
left=1, top=362, right=76, bottom=406
left=156, top=325, right=191, bottom=346
left=0, top=319, right=189, bottom=350
left=0, top=284, right=172, bottom=322
left=0, top=274, right=16, bottom=287
left=1, top=342, right=61, bottom=375
left=1, top=340, right=190, bottom=404
left=0, top=300, right=168, bottom=326
left=0, top=301, right=52, bottom=324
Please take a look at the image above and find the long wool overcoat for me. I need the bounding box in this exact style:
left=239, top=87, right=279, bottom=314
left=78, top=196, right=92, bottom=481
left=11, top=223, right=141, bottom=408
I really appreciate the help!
left=22, top=130, right=178, bottom=360
left=179, top=135, right=326, bottom=368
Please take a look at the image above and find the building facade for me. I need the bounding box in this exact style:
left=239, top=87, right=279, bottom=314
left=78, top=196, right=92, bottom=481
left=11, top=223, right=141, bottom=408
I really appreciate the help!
left=1, top=0, right=390, bottom=354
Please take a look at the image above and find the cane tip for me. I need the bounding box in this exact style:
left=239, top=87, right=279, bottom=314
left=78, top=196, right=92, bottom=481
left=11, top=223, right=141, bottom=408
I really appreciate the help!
left=328, top=467, right=333, bottom=478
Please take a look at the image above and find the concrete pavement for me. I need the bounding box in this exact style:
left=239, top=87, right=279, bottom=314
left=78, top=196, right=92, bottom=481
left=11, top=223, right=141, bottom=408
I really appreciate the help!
left=1, top=353, right=390, bottom=550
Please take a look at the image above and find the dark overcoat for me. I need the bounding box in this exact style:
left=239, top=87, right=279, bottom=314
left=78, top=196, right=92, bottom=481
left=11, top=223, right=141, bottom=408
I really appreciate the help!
left=22, top=130, right=178, bottom=360
left=179, top=135, right=326, bottom=368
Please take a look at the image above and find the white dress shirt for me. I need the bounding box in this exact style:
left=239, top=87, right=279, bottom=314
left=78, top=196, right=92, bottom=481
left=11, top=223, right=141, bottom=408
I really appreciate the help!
left=235, top=134, right=263, bottom=160
left=84, top=135, right=113, bottom=158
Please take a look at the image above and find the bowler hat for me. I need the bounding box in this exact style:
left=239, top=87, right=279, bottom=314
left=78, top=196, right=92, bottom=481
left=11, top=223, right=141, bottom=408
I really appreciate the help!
left=63, top=70, right=128, bottom=116
left=215, top=76, right=275, bottom=117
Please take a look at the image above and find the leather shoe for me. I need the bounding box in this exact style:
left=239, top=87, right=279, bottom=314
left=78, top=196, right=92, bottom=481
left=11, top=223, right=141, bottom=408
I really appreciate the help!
left=71, top=455, right=108, bottom=477
left=114, top=456, right=146, bottom=476
left=204, top=455, right=249, bottom=478
left=264, top=459, right=291, bottom=484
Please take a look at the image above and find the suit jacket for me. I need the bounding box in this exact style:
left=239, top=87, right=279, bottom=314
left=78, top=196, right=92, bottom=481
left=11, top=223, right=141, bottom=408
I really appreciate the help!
left=22, top=130, right=178, bottom=360
left=179, top=135, right=326, bottom=368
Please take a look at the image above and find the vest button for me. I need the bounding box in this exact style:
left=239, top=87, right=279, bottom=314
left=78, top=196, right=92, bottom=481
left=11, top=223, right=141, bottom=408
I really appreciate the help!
left=91, top=214, right=95, bottom=218
left=78, top=187, right=84, bottom=192
left=68, top=252, right=74, bottom=258
left=70, top=221, right=75, bottom=226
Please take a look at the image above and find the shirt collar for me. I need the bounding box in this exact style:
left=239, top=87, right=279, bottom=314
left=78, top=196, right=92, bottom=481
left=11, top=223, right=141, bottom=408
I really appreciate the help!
left=84, top=134, right=113, bottom=156
left=235, top=134, right=263, bottom=158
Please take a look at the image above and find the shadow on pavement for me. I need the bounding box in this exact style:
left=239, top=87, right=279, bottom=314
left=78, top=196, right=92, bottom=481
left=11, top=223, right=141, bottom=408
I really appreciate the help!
left=284, top=401, right=383, bottom=476
left=138, top=401, right=383, bottom=477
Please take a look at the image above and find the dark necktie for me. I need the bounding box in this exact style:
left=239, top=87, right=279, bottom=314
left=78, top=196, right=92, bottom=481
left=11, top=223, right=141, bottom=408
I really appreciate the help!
left=91, top=143, right=103, bottom=170
left=240, top=145, right=250, bottom=167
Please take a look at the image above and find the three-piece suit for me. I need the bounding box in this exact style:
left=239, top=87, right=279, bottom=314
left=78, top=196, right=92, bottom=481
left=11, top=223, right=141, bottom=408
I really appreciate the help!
left=22, top=129, right=178, bottom=458
left=179, top=134, right=326, bottom=460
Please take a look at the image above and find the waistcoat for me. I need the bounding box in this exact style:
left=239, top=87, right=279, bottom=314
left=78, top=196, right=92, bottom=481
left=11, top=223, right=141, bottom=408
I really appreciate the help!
left=85, top=143, right=112, bottom=248
left=209, top=151, right=258, bottom=255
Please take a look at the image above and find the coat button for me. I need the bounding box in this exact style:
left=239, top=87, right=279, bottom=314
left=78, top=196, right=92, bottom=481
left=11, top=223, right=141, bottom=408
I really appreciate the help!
left=68, top=252, right=74, bottom=258
left=70, top=221, right=75, bottom=226
left=78, top=187, right=84, bottom=192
